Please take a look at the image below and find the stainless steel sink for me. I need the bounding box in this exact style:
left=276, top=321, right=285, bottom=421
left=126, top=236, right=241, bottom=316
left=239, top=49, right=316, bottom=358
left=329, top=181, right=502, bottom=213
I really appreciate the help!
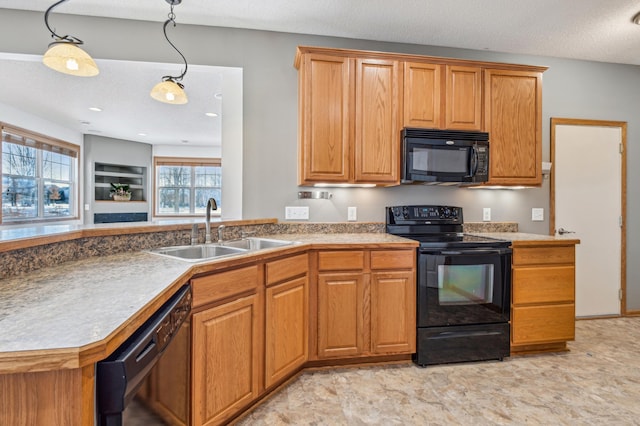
left=221, top=237, right=294, bottom=251
left=148, top=244, right=248, bottom=262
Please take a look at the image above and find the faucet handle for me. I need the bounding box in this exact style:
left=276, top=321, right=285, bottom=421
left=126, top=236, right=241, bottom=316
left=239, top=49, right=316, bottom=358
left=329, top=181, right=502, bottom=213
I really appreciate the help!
left=217, top=224, right=226, bottom=244
left=240, top=230, right=256, bottom=239
left=191, top=224, right=199, bottom=245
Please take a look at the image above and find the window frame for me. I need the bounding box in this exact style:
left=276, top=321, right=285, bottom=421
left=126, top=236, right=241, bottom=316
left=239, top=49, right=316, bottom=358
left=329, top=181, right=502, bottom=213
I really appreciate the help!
left=153, top=156, right=222, bottom=218
left=1, top=123, right=80, bottom=224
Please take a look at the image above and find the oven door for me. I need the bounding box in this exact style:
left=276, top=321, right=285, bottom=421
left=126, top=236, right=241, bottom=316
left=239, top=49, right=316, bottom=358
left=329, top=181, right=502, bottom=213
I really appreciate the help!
left=417, top=247, right=511, bottom=327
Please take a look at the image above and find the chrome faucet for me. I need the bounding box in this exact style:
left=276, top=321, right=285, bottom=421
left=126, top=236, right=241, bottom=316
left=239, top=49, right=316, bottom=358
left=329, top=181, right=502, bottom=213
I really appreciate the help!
left=217, top=224, right=226, bottom=244
left=204, top=198, right=217, bottom=243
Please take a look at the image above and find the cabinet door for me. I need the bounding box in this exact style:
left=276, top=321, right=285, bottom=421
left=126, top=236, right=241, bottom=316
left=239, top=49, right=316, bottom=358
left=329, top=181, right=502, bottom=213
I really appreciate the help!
left=354, top=58, right=402, bottom=184
left=445, top=65, right=482, bottom=130
left=298, top=53, right=352, bottom=184
left=403, top=62, right=443, bottom=128
left=192, top=294, right=262, bottom=426
left=317, top=272, right=365, bottom=358
left=265, top=276, right=309, bottom=388
left=484, top=69, right=543, bottom=185
left=150, top=321, right=190, bottom=426
left=370, top=271, right=416, bottom=354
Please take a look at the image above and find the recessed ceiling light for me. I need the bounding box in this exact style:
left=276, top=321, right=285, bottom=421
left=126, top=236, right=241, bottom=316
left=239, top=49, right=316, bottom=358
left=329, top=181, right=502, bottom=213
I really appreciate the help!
left=214, top=93, right=222, bottom=100
left=205, top=112, right=218, bottom=117
left=88, top=107, right=102, bottom=112
left=79, top=120, right=91, bottom=126
left=181, top=139, right=189, bottom=144
left=138, top=133, right=147, bottom=137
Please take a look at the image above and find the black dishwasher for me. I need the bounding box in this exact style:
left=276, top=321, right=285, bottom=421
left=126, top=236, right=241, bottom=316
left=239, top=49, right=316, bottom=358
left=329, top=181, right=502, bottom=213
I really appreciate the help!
left=96, top=284, right=192, bottom=426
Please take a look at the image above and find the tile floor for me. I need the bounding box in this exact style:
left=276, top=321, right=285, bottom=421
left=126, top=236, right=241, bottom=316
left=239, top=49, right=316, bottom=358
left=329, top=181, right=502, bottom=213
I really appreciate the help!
left=128, top=317, right=640, bottom=425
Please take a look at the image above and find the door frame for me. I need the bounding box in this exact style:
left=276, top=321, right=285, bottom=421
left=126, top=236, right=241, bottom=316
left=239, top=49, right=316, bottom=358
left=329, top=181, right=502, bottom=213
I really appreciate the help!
left=550, top=118, right=627, bottom=315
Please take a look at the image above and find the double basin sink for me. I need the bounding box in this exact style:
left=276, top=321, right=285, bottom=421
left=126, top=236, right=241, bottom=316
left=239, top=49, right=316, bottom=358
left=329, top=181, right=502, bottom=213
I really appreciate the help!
left=148, top=237, right=295, bottom=262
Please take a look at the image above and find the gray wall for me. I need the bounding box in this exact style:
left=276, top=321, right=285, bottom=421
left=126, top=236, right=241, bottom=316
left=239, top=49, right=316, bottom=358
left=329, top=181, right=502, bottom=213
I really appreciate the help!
left=84, top=135, right=152, bottom=224
left=0, top=9, right=638, bottom=310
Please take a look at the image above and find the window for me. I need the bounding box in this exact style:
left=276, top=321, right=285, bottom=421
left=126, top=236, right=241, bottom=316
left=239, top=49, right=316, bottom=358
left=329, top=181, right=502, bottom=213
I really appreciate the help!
left=154, top=157, right=221, bottom=216
left=1, top=124, right=79, bottom=223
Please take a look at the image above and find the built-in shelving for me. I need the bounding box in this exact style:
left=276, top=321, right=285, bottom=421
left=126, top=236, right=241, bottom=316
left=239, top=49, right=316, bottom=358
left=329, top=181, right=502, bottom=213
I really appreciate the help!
left=94, top=163, right=146, bottom=202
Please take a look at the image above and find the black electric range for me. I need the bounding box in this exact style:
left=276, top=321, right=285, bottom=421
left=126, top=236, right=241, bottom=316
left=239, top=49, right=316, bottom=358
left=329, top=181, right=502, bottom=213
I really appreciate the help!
left=386, top=205, right=512, bottom=367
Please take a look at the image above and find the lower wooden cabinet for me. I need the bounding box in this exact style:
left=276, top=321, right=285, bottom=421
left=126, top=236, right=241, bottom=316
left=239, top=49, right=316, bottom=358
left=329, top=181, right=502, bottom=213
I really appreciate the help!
left=192, top=293, right=262, bottom=426
left=370, top=270, right=416, bottom=354
left=317, top=272, right=366, bottom=358
left=511, top=244, right=577, bottom=354
left=265, top=275, right=309, bottom=388
left=315, top=249, right=416, bottom=359
left=144, top=247, right=415, bottom=425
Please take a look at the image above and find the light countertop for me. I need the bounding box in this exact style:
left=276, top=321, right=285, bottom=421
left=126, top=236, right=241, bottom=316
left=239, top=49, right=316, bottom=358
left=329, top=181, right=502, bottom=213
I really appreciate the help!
left=0, top=232, right=415, bottom=373
left=472, top=232, right=580, bottom=245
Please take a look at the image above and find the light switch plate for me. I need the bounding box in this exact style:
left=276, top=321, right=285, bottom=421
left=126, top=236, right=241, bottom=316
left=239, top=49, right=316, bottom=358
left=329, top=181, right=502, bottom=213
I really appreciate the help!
left=532, top=208, right=544, bottom=221
left=483, top=208, right=491, bottom=221
left=347, top=206, right=357, bottom=221
left=285, top=206, right=309, bottom=220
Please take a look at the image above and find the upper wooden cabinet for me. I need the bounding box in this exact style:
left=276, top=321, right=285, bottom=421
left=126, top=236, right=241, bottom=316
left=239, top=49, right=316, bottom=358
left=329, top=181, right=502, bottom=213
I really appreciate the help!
left=403, top=62, right=442, bottom=128
left=353, top=58, right=402, bottom=183
left=296, top=46, right=547, bottom=187
left=484, top=69, right=543, bottom=185
left=297, top=51, right=402, bottom=185
left=444, top=65, right=483, bottom=131
left=298, top=53, right=351, bottom=183
left=404, top=63, right=482, bottom=131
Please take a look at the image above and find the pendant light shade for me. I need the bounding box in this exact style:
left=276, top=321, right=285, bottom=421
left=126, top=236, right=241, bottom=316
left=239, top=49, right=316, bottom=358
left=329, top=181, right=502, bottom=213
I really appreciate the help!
left=151, top=0, right=188, bottom=105
left=150, top=79, right=188, bottom=104
left=43, top=0, right=99, bottom=77
left=43, top=41, right=99, bottom=77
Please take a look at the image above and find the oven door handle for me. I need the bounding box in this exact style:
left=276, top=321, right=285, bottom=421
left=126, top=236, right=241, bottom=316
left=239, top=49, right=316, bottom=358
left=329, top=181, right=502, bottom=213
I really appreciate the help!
left=437, top=249, right=506, bottom=256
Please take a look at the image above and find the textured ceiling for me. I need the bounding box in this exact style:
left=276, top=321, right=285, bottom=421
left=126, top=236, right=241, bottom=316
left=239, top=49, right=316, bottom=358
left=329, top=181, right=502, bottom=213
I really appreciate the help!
left=1, top=0, right=639, bottom=146
left=4, top=0, right=640, bottom=65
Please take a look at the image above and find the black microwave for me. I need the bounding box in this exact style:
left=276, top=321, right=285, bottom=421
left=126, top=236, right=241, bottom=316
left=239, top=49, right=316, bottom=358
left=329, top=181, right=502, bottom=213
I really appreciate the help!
left=402, top=128, right=489, bottom=184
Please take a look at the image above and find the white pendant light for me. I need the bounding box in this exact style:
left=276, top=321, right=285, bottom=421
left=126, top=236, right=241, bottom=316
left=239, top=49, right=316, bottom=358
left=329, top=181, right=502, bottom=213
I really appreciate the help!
left=43, top=0, right=99, bottom=77
left=150, top=79, right=188, bottom=104
left=150, top=0, right=189, bottom=105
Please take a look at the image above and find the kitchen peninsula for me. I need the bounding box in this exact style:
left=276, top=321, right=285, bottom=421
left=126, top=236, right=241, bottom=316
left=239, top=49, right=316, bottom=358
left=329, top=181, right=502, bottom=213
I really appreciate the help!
left=0, top=220, right=578, bottom=425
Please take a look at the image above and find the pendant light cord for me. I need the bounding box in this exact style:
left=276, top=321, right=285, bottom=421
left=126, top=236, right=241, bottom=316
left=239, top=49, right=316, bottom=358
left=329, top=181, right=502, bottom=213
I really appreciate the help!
left=44, top=0, right=84, bottom=45
left=162, top=4, right=188, bottom=83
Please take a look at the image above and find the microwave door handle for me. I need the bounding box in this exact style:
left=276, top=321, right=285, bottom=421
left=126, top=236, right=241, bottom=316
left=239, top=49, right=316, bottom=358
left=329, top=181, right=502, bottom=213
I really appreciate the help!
left=469, top=146, right=479, bottom=176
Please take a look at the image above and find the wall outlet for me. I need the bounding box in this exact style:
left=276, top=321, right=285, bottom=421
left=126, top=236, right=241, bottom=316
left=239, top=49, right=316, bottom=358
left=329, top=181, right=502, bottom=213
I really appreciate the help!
left=347, top=206, right=357, bottom=221
left=532, top=208, right=544, bottom=221
left=285, top=206, right=309, bottom=220
left=483, top=207, right=491, bottom=221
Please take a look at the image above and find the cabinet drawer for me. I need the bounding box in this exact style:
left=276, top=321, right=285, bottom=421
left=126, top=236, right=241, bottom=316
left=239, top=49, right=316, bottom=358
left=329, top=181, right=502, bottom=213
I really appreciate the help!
left=265, top=254, right=308, bottom=286
left=192, top=265, right=259, bottom=307
left=512, top=266, right=575, bottom=305
left=318, top=251, right=365, bottom=271
left=513, top=246, right=574, bottom=266
left=370, top=250, right=414, bottom=270
left=512, top=304, right=575, bottom=345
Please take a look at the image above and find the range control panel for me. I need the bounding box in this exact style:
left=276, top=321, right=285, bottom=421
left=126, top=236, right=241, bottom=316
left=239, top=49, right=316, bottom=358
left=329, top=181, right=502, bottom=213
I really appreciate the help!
left=387, top=205, right=463, bottom=225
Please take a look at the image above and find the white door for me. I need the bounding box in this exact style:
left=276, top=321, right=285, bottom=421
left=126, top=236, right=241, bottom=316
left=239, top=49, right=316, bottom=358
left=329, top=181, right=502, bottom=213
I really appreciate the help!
left=553, top=120, right=624, bottom=317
